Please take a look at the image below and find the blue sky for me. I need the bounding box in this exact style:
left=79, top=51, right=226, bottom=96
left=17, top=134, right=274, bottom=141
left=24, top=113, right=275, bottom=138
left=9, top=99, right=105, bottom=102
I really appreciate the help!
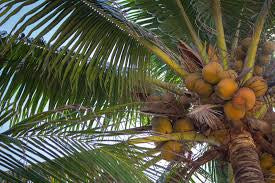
left=0, top=1, right=59, bottom=41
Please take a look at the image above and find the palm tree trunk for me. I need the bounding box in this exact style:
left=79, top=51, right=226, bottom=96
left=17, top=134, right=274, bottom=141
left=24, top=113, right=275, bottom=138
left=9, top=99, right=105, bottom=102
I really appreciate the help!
left=229, top=131, right=265, bottom=183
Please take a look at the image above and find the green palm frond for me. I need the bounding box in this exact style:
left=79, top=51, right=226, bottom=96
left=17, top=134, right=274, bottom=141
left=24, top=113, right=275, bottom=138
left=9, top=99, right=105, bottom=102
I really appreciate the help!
left=0, top=0, right=274, bottom=182
left=119, top=0, right=275, bottom=48
left=0, top=38, right=148, bottom=124
left=3, top=102, right=148, bottom=136
left=0, top=134, right=152, bottom=183
left=0, top=0, right=188, bottom=125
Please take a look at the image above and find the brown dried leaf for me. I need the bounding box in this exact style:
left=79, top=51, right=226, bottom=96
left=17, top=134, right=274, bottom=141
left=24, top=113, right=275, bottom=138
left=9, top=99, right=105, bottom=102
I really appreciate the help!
left=178, top=41, right=203, bottom=73
left=187, top=104, right=224, bottom=130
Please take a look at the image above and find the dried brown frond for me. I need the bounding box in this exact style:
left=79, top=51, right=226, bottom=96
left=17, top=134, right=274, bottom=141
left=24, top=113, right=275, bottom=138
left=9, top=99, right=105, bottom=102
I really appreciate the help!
left=140, top=101, right=186, bottom=118
left=187, top=104, right=224, bottom=130
left=178, top=41, right=203, bottom=73
left=247, top=118, right=272, bottom=134
left=185, top=148, right=222, bottom=181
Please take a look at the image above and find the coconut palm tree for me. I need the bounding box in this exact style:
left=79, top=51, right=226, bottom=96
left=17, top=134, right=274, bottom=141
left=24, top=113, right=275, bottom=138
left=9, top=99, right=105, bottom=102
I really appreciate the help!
left=0, top=0, right=274, bottom=182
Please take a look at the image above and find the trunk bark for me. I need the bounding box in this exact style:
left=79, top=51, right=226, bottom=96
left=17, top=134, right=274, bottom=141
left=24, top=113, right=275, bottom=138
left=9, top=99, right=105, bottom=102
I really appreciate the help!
left=229, top=131, right=265, bottom=183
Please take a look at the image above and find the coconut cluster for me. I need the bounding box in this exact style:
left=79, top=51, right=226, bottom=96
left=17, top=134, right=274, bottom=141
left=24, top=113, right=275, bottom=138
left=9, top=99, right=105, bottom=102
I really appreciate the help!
left=260, top=153, right=275, bottom=182
left=151, top=117, right=194, bottom=161
left=234, top=38, right=275, bottom=76
left=185, top=60, right=268, bottom=123
left=185, top=62, right=239, bottom=99
left=221, top=76, right=267, bottom=122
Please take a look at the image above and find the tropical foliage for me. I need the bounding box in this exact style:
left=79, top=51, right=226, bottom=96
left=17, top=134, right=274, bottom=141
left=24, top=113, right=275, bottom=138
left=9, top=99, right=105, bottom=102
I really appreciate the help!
left=0, top=0, right=274, bottom=182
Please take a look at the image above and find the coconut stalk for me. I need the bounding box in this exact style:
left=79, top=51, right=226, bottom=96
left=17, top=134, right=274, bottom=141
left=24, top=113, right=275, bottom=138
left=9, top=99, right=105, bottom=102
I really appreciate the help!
left=228, top=164, right=235, bottom=183
left=175, top=0, right=209, bottom=64
left=230, top=18, right=242, bottom=59
left=211, top=0, right=228, bottom=70
left=128, top=132, right=219, bottom=145
left=242, top=0, right=272, bottom=82
left=229, top=131, right=265, bottom=183
left=142, top=40, right=188, bottom=79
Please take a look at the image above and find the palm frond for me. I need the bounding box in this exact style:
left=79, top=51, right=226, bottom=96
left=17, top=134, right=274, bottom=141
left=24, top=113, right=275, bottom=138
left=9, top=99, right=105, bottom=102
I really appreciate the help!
left=0, top=134, right=152, bottom=182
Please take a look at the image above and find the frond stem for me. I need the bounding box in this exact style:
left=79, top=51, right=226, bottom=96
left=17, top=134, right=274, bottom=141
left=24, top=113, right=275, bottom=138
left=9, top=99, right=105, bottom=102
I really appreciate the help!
left=230, top=9, right=243, bottom=59
left=242, top=0, right=272, bottom=82
left=128, top=132, right=219, bottom=145
left=212, top=0, right=228, bottom=69
left=175, top=0, right=209, bottom=64
left=141, top=40, right=188, bottom=78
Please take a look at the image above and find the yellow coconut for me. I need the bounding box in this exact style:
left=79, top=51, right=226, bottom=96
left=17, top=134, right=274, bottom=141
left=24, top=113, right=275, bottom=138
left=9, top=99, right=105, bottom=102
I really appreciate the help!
left=193, top=79, right=213, bottom=97
left=263, top=41, right=275, bottom=54
left=218, top=69, right=238, bottom=80
left=216, top=78, right=238, bottom=100
left=232, top=87, right=256, bottom=111
left=151, top=117, right=172, bottom=134
left=258, top=54, right=271, bottom=65
left=224, top=101, right=245, bottom=121
left=240, top=37, right=252, bottom=51
left=185, top=73, right=201, bottom=91
left=253, top=65, right=264, bottom=76
left=235, top=46, right=246, bottom=59
left=234, top=59, right=243, bottom=72
left=161, top=141, right=183, bottom=161
left=173, top=118, right=194, bottom=132
left=260, top=153, right=274, bottom=170
left=202, top=62, right=223, bottom=84
left=244, top=76, right=268, bottom=97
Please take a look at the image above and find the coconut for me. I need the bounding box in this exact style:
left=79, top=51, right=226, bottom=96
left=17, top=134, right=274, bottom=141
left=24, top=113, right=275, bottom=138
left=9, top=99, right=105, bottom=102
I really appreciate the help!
left=193, top=79, right=213, bottom=97
left=253, top=65, right=264, bottom=76
left=152, top=117, right=173, bottom=134
left=185, top=73, right=201, bottom=91
left=244, top=76, right=268, bottom=97
left=235, top=46, right=246, bottom=59
left=216, top=78, right=238, bottom=100
left=258, top=54, right=271, bottom=64
left=260, top=153, right=274, bottom=170
left=263, top=41, right=275, bottom=54
left=224, top=101, right=245, bottom=121
left=161, top=141, right=183, bottom=161
left=202, top=62, right=223, bottom=84
left=218, top=69, right=238, bottom=80
left=173, top=118, right=194, bottom=132
left=234, top=60, right=243, bottom=72
left=232, top=87, right=256, bottom=111
left=240, top=37, right=252, bottom=51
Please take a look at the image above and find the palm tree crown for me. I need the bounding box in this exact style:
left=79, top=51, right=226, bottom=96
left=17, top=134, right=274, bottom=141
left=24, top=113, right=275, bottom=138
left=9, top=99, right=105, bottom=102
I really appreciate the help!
left=0, top=0, right=274, bottom=182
